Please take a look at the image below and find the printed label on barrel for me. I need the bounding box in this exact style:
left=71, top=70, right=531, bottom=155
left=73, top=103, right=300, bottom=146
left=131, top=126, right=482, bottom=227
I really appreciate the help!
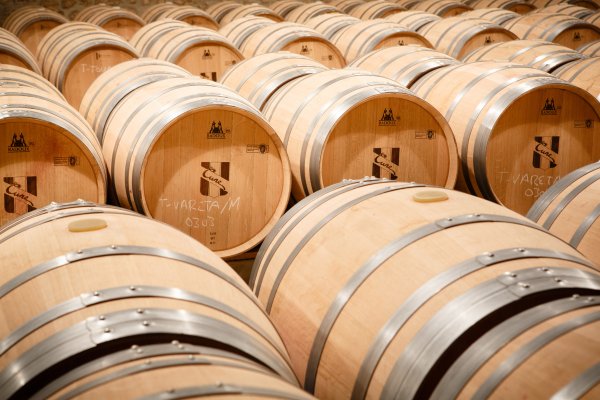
left=3, top=176, right=37, bottom=214
left=372, top=147, right=400, bottom=179
left=378, top=108, right=398, bottom=126
left=200, top=162, right=230, bottom=197
left=207, top=120, right=229, bottom=139
left=541, top=98, right=560, bottom=116
left=533, top=136, right=559, bottom=170
left=8, top=132, right=31, bottom=153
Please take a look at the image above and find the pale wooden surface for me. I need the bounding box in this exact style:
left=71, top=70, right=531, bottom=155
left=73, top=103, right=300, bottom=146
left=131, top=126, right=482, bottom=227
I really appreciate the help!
left=347, top=1, right=406, bottom=19
left=578, top=38, right=600, bottom=54
left=534, top=4, right=596, bottom=18
left=252, top=181, right=598, bottom=398
left=504, top=13, right=600, bottom=49
left=241, top=22, right=346, bottom=68
left=129, top=19, right=190, bottom=56
left=285, top=2, right=341, bottom=23
left=303, top=13, right=361, bottom=40
left=462, top=39, right=586, bottom=72
left=143, top=25, right=243, bottom=81
left=553, top=57, right=600, bottom=101
left=527, top=161, right=600, bottom=266
left=412, top=61, right=600, bottom=215
left=0, top=86, right=106, bottom=226
left=219, top=51, right=328, bottom=110
left=466, top=0, right=536, bottom=14
left=326, top=0, right=365, bottom=13
left=332, top=20, right=433, bottom=63
left=218, top=16, right=276, bottom=49
left=75, top=5, right=146, bottom=41
left=270, top=0, right=305, bottom=17
left=461, top=8, right=521, bottom=26
left=384, top=10, right=442, bottom=32
left=263, top=69, right=458, bottom=200
left=206, top=1, right=241, bottom=23
left=160, top=5, right=220, bottom=30
left=0, top=27, right=40, bottom=73
left=0, top=64, right=65, bottom=100
left=140, top=2, right=179, bottom=22
left=2, top=6, right=66, bottom=54
left=419, top=16, right=518, bottom=59
left=347, top=45, right=460, bottom=88
left=220, top=3, right=284, bottom=25
left=411, top=0, right=474, bottom=17
left=101, top=77, right=291, bottom=258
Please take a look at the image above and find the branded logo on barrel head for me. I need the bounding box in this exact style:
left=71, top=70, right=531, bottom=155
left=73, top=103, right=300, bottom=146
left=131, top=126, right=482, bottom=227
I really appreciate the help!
left=533, top=136, right=560, bottom=169
left=541, top=98, right=559, bottom=115
left=3, top=176, right=37, bottom=214
left=372, top=148, right=400, bottom=179
left=200, top=162, right=230, bottom=197
left=207, top=121, right=228, bottom=139
left=300, top=44, right=311, bottom=54
left=200, top=72, right=218, bottom=81
left=379, top=108, right=398, bottom=126
left=574, top=31, right=582, bottom=41
left=8, top=132, right=30, bottom=153
left=202, top=49, right=213, bottom=59
left=246, top=144, right=269, bottom=154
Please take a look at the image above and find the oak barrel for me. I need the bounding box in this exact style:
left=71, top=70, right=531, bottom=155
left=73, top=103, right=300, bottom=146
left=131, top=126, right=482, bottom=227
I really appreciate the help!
left=331, top=20, right=433, bottom=63
left=577, top=37, right=600, bottom=54
left=36, top=22, right=139, bottom=109
left=128, top=19, right=189, bottom=57
left=100, top=77, right=291, bottom=258
left=410, top=0, right=474, bottom=17
left=303, top=13, right=361, bottom=40
left=251, top=179, right=600, bottom=399
left=218, top=16, right=277, bottom=49
left=270, top=0, right=306, bottom=17
left=0, top=202, right=298, bottom=398
left=327, top=0, right=366, bottom=13
left=585, top=11, right=600, bottom=27
left=241, top=22, right=346, bottom=68
left=461, top=8, right=521, bottom=26
left=553, top=56, right=600, bottom=100
left=286, top=2, right=341, bottom=24
left=0, top=86, right=107, bottom=226
left=527, top=161, right=600, bottom=266
left=504, top=13, right=600, bottom=49
left=206, top=1, right=241, bottom=23
left=530, top=0, right=599, bottom=10
left=384, top=11, right=442, bottom=32
left=220, top=4, right=284, bottom=25
left=79, top=58, right=192, bottom=143
left=140, top=2, right=178, bottom=22
left=2, top=6, right=67, bottom=54
left=347, top=1, right=407, bottom=19
left=462, top=39, right=587, bottom=72
left=533, top=4, right=596, bottom=18
left=347, top=46, right=461, bottom=88
left=0, top=64, right=65, bottom=100
left=159, top=5, right=219, bottom=30
left=0, top=27, right=40, bottom=73
left=220, top=52, right=329, bottom=110
left=411, top=61, right=600, bottom=215
left=262, top=69, right=458, bottom=200
left=141, top=25, right=243, bottom=81
left=464, top=0, right=536, bottom=14
left=419, top=16, right=518, bottom=59
left=74, top=5, right=146, bottom=40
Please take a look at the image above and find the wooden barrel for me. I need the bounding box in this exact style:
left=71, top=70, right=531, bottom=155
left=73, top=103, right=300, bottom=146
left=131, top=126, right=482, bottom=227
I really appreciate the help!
left=250, top=179, right=600, bottom=399
left=331, top=20, right=433, bottom=63
left=411, top=61, right=600, bottom=215
left=553, top=56, right=600, bottom=100
left=218, top=16, right=277, bottom=49
left=101, top=77, right=291, bottom=258
left=37, top=345, right=314, bottom=399
left=347, top=46, right=461, bottom=88
left=220, top=52, right=329, bottom=110
left=420, top=17, right=518, bottom=59
left=461, top=8, right=521, bottom=26
left=527, top=161, right=600, bottom=266
left=504, top=13, right=600, bottom=49
left=0, top=27, right=40, bottom=73
left=79, top=58, right=192, bottom=143
left=36, top=22, right=139, bottom=109
left=304, top=13, right=361, bottom=40
left=140, top=2, right=178, bottom=22
left=0, top=86, right=107, bottom=226
left=35, top=22, right=97, bottom=69
left=74, top=5, right=145, bottom=41
left=410, top=0, right=474, bottom=17
left=286, top=2, right=341, bottom=24
left=220, top=4, right=284, bottom=25
left=462, top=39, right=587, bottom=72
left=0, top=64, right=65, bottom=100
left=533, top=4, right=596, bottom=17
left=395, top=0, right=422, bottom=7
left=262, top=69, right=458, bottom=200
left=159, top=5, right=220, bottom=30
left=142, top=25, right=243, bottom=81
left=2, top=6, right=67, bottom=55
left=129, top=19, right=189, bottom=56
left=241, top=22, right=346, bottom=68
left=206, top=1, right=242, bottom=23
left=384, top=11, right=442, bottom=32
left=0, top=202, right=299, bottom=398
left=578, top=37, right=600, bottom=53
left=327, top=0, right=366, bottom=13
left=585, top=11, right=600, bottom=27
left=530, top=0, right=599, bottom=10
left=348, top=1, right=407, bottom=19
left=464, top=0, right=537, bottom=13
left=270, top=0, right=306, bottom=17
